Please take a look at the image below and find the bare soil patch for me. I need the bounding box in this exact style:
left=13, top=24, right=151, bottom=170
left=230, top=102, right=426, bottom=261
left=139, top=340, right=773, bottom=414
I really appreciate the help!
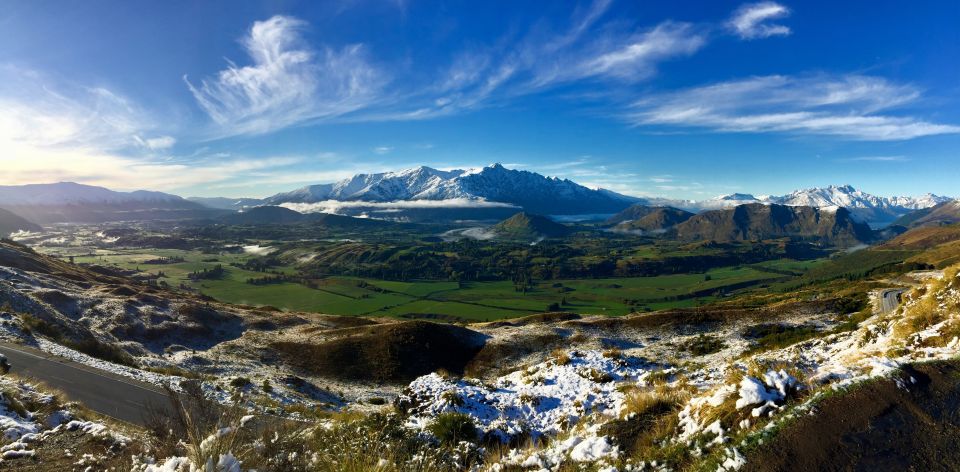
left=746, top=360, right=960, bottom=472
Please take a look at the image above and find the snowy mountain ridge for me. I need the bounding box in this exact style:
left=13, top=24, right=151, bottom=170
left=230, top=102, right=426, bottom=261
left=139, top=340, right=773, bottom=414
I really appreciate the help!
left=264, top=163, right=641, bottom=215
left=660, top=185, right=952, bottom=224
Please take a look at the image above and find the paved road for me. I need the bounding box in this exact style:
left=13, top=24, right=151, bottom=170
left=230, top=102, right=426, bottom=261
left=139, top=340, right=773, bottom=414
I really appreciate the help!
left=0, top=341, right=171, bottom=425
left=879, top=289, right=906, bottom=314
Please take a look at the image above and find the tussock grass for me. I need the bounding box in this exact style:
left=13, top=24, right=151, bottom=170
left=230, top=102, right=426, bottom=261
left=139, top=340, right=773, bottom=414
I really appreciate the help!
left=893, top=265, right=960, bottom=343
left=550, top=348, right=571, bottom=365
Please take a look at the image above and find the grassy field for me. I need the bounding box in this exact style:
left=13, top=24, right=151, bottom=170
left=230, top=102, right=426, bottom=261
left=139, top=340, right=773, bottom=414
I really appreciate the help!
left=49, top=247, right=797, bottom=321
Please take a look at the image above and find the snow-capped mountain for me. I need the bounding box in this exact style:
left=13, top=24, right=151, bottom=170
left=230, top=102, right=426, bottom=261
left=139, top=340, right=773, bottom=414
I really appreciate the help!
left=656, top=185, right=952, bottom=226
left=264, top=164, right=641, bottom=215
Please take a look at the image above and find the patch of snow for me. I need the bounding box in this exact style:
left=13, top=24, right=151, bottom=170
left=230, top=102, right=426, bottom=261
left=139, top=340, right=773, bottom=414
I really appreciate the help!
left=400, top=350, right=653, bottom=441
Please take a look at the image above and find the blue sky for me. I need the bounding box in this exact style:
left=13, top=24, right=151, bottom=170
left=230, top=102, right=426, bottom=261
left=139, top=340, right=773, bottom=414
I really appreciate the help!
left=0, top=0, right=957, bottom=199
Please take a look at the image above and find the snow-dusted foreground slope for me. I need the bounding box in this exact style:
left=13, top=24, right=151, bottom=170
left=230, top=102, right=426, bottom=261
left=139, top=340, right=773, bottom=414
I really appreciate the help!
left=392, top=268, right=960, bottom=471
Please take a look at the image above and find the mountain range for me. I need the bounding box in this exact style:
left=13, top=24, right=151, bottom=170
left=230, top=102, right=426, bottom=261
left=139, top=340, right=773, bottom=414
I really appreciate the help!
left=257, top=167, right=949, bottom=225
left=650, top=185, right=950, bottom=226
left=0, top=182, right=221, bottom=223
left=262, top=164, right=640, bottom=215
left=0, top=167, right=952, bottom=226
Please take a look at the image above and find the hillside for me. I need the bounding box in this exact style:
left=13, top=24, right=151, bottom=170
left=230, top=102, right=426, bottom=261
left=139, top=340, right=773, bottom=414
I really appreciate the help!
left=612, top=207, right=694, bottom=233
left=490, top=212, right=572, bottom=239
left=1, top=227, right=959, bottom=471
left=893, top=200, right=960, bottom=229
left=879, top=223, right=960, bottom=268
left=0, top=207, right=41, bottom=236
left=0, top=182, right=221, bottom=223
left=605, top=204, right=666, bottom=225
left=674, top=203, right=874, bottom=245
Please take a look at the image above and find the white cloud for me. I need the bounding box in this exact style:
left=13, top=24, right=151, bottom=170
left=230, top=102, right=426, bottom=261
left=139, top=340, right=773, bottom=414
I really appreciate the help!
left=728, top=2, right=791, bottom=39
left=580, top=22, right=706, bottom=81
left=373, top=146, right=393, bottom=154
left=0, top=67, right=151, bottom=151
left=399, top=1, right=707, bottom=119
left=629, top=74, right=960, bottom=140
left=185, top=15, right=384, bottom=137
left=0, top=67, right=317, bottom=192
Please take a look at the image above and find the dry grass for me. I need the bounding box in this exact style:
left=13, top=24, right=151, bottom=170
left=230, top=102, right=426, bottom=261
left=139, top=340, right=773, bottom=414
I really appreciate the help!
left=550, top=348, right=571, bottom=365
left=602, top=348, right=622, bottom=359
left=893, top=266, right=960, bottom=343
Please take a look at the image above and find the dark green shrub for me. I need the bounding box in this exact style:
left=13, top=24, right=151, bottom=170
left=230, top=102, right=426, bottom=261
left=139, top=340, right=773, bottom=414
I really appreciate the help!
left=682, top=334, right=726, bottom=356
left=230, top=377, right=252, bottom=388
left=428, top=412, right=477, bottom=445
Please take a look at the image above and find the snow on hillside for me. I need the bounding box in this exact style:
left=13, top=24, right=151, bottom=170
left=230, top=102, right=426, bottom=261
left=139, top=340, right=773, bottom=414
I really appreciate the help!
left=400, top=351, right=656, bottom=441
left=394, top=269, right=960, bottom=470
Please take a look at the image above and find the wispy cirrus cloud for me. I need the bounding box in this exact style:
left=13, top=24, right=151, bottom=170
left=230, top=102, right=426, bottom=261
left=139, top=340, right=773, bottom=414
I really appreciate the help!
left=628, top=74, right=960, bottom=140
left=0, top=65, right=162, bottom=152
left=578, top=22, right=706, bottom=81
left=185, top=15, right=385, bottom=137
left=385, top=1, right=709, bottom=119
left=728, top=2, right=791, bottom=39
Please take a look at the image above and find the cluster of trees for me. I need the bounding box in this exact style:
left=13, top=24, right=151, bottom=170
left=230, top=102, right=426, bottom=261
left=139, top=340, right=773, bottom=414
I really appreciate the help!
left=142, top=256, right=185, bottom=265
left=246, top=274, right=290, bottom=285
left=231, top=257, right=282, bottom=272
left=188, top=264, right=225, bottom=281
